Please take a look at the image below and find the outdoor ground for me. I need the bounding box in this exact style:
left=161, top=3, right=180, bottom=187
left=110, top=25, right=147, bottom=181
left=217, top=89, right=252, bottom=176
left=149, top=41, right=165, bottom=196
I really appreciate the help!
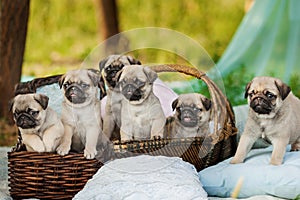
left=0, top=119, right=17, bottom=147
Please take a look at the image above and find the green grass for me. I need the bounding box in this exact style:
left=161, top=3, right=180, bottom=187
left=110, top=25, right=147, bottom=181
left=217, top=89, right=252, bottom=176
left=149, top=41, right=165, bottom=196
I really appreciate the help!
left=24, top=0, right=99, bottom=76
left=23, top=0, right=244, bottom=77
left=118, top=0, right=244, bottom=61
left=26, top=0, right=98, bottom=61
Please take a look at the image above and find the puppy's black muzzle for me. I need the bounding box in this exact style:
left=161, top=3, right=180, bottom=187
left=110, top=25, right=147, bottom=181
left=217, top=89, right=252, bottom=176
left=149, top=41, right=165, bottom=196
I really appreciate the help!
left=105, top=66, right=123, bottom=88
left=122, top=84, right=142, bottom=101
left=250, top=96, right=272, bottom=114
left=65, top=84, right=86, bottom=104
left=16, top=113, right=37, bottom=129
left=177, top=107, right=198, bottom=127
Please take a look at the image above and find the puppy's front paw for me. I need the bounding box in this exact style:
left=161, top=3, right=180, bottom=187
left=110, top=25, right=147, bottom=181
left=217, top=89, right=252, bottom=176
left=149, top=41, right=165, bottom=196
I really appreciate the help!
left=84, top=148, right=97, bottom=159
left=230, top=157, right=243, bottom=164
left=56, top=143, right=71, bottom=156
left=270, top=158, right=283, bottom=165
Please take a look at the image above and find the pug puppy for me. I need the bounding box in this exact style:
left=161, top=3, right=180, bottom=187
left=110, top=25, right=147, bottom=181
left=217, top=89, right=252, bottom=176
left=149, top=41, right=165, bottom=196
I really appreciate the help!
left=165, top=93, right=211, bottom=138
left=57, top=69, right=105, bottom=159
left=118, top=65, right=165, bottom=141
left=10, top=93, right=64, bottom=153
left=99, top=55, right=141, bottom=141
left=230, top=76, right=300, bottom=165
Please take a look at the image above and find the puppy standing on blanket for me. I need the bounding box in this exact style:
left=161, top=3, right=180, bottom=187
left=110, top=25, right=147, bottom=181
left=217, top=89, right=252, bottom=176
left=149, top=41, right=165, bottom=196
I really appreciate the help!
left=57, top=69, right=107, bottom=159
left=118, top=65, right=166, bottom=141
left=165, top=93, right=212, bottom=138
left=99, top=55, right=141, bottom=141
left=10, top=93, right=64, bottom=153
left=231, top=76, right=300, bottom=165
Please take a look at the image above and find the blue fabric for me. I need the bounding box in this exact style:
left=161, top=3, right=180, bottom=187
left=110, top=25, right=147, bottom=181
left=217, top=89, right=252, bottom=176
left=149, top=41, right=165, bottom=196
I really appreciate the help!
left=215, top=0, right=300, bottom=83
left=36, top=83, right=63, bottom=116
left=199, top=145, right=300, bottom=199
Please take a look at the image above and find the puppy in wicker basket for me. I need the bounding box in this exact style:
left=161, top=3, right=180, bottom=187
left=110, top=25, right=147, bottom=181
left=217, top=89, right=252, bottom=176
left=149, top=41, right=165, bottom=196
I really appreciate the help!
left=57, top=69, right=107, bottom=159
left=10, top=93, right=64, bottom=153
left=165, top=93, right=212, bottom=138
left=118, top=65, right=165, bottom=141
left=99, top=55, right=141, bottom=141
left=231, top=76, right=300, bottom=165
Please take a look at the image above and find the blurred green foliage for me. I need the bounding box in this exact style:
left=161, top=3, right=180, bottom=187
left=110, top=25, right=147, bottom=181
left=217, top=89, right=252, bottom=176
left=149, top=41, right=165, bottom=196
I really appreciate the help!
left=27, top=0, right=290, bottom=106
left=170, top=63, right=300, bottom=106
left=170, top=67, right=252, bottom=106
left=25, top=0, right=98, bottom=62
left=222, top=69, right=300, bottom=106
left=221, top=66, right=253, bottom=105
left=23, top=0, right=244, bottom=76
left=118, top=0, right=244, bottom=61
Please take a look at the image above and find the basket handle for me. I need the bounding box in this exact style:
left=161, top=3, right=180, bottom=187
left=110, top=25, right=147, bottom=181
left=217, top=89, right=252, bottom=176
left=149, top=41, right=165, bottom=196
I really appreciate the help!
left=150, top=64, right=236, bottom=140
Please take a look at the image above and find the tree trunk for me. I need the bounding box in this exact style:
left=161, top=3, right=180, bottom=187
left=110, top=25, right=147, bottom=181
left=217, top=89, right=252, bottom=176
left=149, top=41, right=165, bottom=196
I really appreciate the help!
left=0, top=0, right=30, bottom=121
left=96, top=0, right=128, bottom=55
left=96, top=0, right=119, bottom=40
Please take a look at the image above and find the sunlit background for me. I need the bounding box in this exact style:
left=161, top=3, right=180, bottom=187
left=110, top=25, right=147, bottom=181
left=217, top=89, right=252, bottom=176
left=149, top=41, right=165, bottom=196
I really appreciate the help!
left=23, top=0, right=245, bottom=77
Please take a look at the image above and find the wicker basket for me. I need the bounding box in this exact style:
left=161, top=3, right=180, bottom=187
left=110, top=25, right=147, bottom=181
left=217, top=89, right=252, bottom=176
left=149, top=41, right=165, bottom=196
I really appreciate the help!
left=8, top=152, right=102, bottom=200
left=112, top=64, right=237, bottom=170
left=8, top=64, right=237, bottom=199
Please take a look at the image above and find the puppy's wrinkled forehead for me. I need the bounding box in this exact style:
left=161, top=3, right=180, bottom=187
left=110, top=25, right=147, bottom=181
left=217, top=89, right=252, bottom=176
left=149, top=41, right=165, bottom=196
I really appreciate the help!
left=250, top=77, right=280, bottom=94
left=106, top=55, right=131, bottom=67
left=178, top=94, right=203, bottom=107
left=64, top=70, right=92, bottom=84
left=13, top=95, right=41, bottom=112
left=121, top=65, right=147, bottom=81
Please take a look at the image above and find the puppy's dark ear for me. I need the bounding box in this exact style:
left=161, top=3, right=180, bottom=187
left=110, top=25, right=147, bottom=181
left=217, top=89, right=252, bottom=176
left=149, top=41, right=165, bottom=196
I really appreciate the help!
left=88, top=68, right=101, bottom=76
left=99, top=75, right=107, bottom=100
left=99, top=58, right=108, bottom=72
left=34, top=94, right=49, bottom=110
left=59, top=74, right=66, bottom=89
left=143, top=67, right=157, bottom=84
left=244, top=80, right=253, bottom=99
left=127, top=56, right=141, bottom=65
left=87, top=70, right=101, bottom=87
left=201, top=97, right=212, bottom=111
left=8, top=98, right=15, bottom=112
left=87, top=69, right=106, bottom=99
left=171, top=98, right=178, bottom=111
left=275, top=80, right=291, bottom=100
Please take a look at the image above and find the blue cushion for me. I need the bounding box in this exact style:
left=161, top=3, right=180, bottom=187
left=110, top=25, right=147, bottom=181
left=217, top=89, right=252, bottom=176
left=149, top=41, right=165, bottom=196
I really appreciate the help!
left=199, top=145, right=300, bottom=199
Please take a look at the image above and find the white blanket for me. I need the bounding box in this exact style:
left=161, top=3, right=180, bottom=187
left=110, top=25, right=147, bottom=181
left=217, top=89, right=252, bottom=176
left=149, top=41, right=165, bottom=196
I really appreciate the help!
left=73, top=155, right=208, bottom=200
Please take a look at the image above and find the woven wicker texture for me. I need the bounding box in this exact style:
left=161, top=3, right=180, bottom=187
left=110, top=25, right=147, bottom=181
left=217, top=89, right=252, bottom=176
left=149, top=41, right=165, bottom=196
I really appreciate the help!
left=113, top=137, right=214, bottom=171
left=8, top=64, right=237, bottom=199
left=8, top=152, right=102, bottom=200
